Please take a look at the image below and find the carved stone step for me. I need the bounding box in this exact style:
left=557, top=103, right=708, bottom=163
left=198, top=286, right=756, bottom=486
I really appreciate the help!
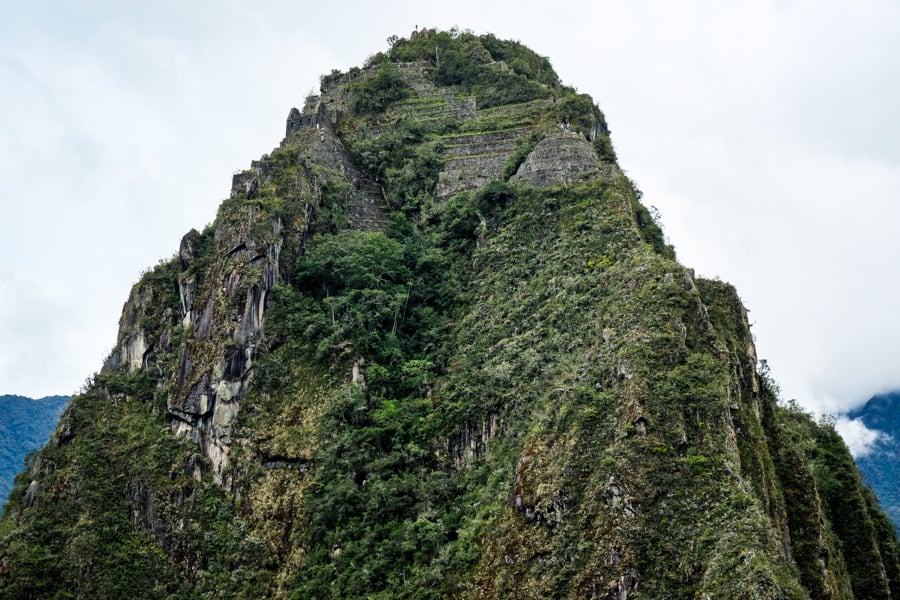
left=348, top=182, right=389, bottom=232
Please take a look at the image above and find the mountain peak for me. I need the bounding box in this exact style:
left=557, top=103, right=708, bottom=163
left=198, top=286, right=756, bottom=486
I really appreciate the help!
left=1, top=31, right=897, bottom=599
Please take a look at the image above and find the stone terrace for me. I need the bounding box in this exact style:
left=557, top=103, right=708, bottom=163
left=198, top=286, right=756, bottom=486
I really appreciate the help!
left=435, top=129, right=528, bottom=199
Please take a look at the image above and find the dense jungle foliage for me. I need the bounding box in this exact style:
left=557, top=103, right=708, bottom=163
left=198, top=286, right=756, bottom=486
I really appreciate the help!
left=0, top=28, right=897, bottom=600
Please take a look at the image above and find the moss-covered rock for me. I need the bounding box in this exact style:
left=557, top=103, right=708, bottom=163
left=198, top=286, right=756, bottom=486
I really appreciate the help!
left=0, top=28, right=897, bottom=600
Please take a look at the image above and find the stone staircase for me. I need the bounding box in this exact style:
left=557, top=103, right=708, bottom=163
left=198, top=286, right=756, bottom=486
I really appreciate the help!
left=348, top=180, right=389, bottom=232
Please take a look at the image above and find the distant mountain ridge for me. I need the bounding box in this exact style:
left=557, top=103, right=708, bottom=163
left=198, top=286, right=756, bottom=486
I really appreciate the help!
left=0, top=394, right=69, bottom=504
left=849, top=392, right=900, bottom=531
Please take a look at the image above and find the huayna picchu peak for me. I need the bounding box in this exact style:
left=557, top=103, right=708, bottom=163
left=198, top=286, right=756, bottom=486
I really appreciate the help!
left=1, top=29, right=897, bottom=599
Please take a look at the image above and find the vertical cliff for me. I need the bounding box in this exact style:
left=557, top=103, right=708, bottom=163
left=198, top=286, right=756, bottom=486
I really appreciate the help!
left=1, top=29, right=897, bottom=599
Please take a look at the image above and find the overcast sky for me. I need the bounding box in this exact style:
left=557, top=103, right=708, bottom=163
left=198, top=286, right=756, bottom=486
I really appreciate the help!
left=2, top=1, right=898, bottom=454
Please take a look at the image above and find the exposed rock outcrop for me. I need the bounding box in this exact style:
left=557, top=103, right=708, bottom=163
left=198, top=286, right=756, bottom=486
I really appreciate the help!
left=436, top=129, right=528, bottom=198
left=512, top=129, right=601, bottom=187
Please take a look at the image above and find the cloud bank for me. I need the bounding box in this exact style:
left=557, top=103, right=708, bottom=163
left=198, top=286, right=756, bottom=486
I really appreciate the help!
left=836, top=417, right=890, bottom=458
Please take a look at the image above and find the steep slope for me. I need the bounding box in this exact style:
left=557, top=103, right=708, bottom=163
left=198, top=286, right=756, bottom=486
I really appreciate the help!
left=847, top=392, right=900, bottom=531
left=1, top=29, right=897, bottom=599
left=0, top=395, right=69, bottom=504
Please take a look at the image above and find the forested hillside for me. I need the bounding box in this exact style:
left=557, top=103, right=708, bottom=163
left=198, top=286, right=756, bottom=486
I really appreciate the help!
left=1, top=29, right=897, bottom=599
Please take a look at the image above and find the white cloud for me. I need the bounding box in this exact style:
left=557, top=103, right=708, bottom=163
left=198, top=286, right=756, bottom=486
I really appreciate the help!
left=835, top=416, right=890, bottom=458
left=572, top=0, right=900, bottom=420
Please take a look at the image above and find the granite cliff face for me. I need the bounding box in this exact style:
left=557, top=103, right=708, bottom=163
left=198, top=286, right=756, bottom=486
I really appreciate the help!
left=1, top=30, right=898, bottom=599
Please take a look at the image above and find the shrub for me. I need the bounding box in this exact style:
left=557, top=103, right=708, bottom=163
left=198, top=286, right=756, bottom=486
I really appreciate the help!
left=350, top=62, right=410, bottom=115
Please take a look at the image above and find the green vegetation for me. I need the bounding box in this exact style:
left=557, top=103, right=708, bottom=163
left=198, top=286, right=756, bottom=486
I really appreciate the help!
left=388, top=29, right=556, bottom=109
left=345, top=118, right=442, bottom=214
left=349, top=61, right=411, bottom=115
left=0, top=380, right=182, bottom=598
left=0, top=28, right=897, bottom=600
